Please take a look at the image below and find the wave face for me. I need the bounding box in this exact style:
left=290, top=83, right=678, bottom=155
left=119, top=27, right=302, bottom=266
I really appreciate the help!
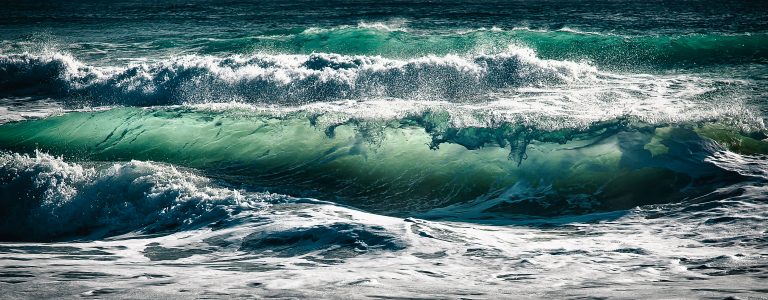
left=0, top=107, right=764, bottom=218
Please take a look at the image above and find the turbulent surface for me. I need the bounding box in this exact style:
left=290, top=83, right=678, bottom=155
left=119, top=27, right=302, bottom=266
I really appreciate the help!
left=1, top=0, right=768, bottom=299
left=0, top=49, right=599, bottom=106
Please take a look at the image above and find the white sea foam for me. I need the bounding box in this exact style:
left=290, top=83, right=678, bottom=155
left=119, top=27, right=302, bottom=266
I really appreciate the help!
left=0, top=47, right=597, bottom=105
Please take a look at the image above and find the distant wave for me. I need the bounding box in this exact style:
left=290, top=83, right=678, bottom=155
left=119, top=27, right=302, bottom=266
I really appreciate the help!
left=179, top=26, right=768, bottom=67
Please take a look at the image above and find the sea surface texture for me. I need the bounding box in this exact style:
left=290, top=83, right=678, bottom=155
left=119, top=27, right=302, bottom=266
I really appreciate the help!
left=1, top=0, right=767, bottom=298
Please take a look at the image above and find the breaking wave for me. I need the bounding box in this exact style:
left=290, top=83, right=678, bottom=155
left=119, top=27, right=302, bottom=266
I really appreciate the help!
left=0, top=48, right=595, bottom=105
left=0, top=150, right=276, bottom=241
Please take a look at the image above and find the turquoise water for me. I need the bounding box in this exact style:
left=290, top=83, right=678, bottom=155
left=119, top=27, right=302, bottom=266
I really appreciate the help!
left=1, top=1, right=767, bottom=298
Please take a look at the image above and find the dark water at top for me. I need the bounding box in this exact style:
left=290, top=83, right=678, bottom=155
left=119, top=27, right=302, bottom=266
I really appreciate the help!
left=3, top=0, right=768, bottom=35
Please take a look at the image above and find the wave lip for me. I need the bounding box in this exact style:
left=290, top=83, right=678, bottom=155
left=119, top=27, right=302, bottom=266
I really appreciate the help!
left=0, top=48, right=595, bottom=106
left=0, top=150, right=274, bottom=242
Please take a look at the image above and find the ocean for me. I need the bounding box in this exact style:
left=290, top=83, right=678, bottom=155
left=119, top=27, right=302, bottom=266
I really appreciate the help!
left=1, top=0, right=767, bottom=298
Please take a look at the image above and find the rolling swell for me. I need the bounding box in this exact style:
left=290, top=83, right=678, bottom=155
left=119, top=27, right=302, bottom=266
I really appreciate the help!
left=0, top=107, right=764, bottom=217
left=0, top=49, right=593, bottom=106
